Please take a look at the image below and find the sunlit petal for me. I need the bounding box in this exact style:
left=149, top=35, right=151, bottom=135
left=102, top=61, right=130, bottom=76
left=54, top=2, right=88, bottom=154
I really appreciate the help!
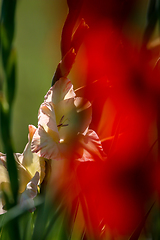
left=22, top=126, right=45, bottom=184
left=28, top=125, right=37, bottom=141
left=45, top=77, right=75, bottom=104
left=31, top=125, right=63, bottom=160
left=38, top=102, right=60, bottom=142
left=15, top=154, right=33, bottom=193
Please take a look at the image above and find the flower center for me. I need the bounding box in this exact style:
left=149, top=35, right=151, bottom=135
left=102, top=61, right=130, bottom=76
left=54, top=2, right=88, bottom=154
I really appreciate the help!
left=57, top=115, right=69, bottom=130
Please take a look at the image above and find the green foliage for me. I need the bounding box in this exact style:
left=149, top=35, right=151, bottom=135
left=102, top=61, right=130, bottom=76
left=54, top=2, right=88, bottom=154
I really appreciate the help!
left=1, top=0, right=19, bottom=205
left=0, top=1, right=20, bottom=239
left=142, top=0, right=160, bottom=51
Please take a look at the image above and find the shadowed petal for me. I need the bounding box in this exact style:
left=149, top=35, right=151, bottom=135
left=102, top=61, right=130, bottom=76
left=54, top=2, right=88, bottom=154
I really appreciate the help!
left=74, top=97, right=92, bottom=133
left=0, top=153, right=32, bottom=193
left=54, top=98, right=81, bottom=141
left=19, top=172, right=39, bottom=212
left=0, top=153, right=7, bottom=168
left=76, top=130, right=107, bottom=162
left=0, top=156, right=9, bottom=189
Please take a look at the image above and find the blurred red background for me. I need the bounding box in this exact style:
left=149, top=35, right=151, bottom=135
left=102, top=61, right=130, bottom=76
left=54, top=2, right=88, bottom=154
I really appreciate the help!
left=72, top=0, right=160, bottom=237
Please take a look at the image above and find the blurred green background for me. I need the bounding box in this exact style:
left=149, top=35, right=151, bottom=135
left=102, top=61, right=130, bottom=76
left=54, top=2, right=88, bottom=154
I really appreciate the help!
left=9, top=0, right=68, bottom=152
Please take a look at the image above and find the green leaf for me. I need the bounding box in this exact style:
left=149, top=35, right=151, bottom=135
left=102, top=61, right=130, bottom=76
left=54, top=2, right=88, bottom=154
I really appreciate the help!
left=6, top=48, right=17, bottom=106
left=129, top=203, right=154, bottom=240
left=59, top=197, right=79, bottom=240
left=0, top=101, right=19, bottom=204
left=1, top=0, right=17, bottom=46
left=0, top=196, right=44, bottom=229
left=142, top=0, right=159, bottom=48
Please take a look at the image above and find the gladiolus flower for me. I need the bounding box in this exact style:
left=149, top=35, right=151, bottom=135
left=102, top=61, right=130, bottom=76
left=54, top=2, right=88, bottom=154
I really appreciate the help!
left=31, top=77, right=105, bottom=162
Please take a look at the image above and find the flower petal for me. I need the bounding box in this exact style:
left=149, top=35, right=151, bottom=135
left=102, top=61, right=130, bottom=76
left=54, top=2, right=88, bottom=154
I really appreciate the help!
left=38, top=102, right=60, bottom=142
left=76, top=129, right=107, bottom=162
left=19, top=171, right=39, bottom=212
left=0, top=152, right=7, bottom=168
left=31, top=125, right=63, bottom=161
left=28, top=125, right=37, bottom=141
left=0, top=154, right=10, bottom=189
left=0, top=152, right=32, bottom=193
left=0, top=197, right=6, bottom=215
left=45, top=77, right=76, bottom=104
left=54, top=98, right=81, bottom=141
left=17, top=126, right=45, bottom=184
left=15, top=154, right=33, bottom=193
left=22, top=147, right=45, bottom=185
left=74, top=97, right=92, bottom=134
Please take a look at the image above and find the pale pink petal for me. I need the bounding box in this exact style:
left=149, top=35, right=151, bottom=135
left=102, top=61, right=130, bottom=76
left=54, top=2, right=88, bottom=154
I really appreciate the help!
left=44, top=77, right=75, bottom=104
left=0, top=152, right=7, bottom=168
left=31, top=125, right=63, bottom=161
left=38, top=102, right=59, bottom=142
left=75, top=129, right=107, bottom=162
